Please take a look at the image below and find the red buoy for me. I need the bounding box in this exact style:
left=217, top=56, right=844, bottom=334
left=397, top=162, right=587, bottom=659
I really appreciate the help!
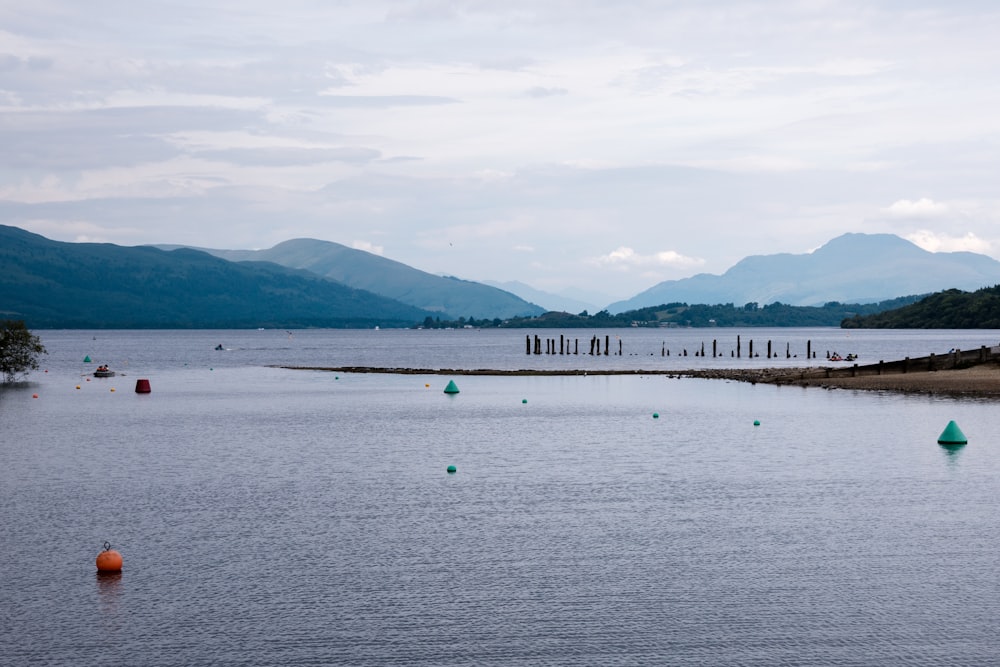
left=96, top=542, right=123, bottom=573
left=135, top=379, right=151, bottom=393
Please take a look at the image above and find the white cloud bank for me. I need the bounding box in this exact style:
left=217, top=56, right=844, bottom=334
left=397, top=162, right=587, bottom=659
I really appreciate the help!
left=904, top=230, right=993, bottom=255
left=591, top=247, right=705, bottom=270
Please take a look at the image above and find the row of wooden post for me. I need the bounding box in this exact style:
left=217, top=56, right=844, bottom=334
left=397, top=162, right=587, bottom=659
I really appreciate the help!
left=526, top=335, right=623, bottom=356
left=525, top=334, right=820, bottom=359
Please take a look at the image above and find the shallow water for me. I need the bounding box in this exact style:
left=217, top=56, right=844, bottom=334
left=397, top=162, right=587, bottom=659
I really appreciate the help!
left=3, top=329, right=1000, bottom=665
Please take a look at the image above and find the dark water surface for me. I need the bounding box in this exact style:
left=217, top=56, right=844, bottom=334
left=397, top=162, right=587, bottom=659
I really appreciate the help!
left=3, top=329, right=1000, bottom=665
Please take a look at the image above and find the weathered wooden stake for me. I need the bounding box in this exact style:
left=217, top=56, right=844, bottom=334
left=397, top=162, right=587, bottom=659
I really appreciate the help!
left=713, top=339, right=717, bottom=358
left=526, top=335, right=531, bottom=355
left=605, top=335, right=610, bottom=356
left=737, top=335, right=741, bottom=358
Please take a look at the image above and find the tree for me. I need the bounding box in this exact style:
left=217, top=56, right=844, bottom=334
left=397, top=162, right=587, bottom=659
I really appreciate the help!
left=0, top=320, right=47, bottom=383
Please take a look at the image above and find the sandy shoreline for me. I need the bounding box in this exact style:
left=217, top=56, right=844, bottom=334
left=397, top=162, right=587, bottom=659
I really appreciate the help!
left=286, top=361, right=1000, bottom=398
left=748, top=362, right=1000, bottom=397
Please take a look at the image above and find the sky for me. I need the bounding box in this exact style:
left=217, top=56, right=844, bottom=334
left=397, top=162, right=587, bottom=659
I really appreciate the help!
left=3, top=1, right=1000, bottom=303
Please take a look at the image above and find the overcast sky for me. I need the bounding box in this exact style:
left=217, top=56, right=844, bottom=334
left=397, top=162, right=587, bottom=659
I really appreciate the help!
left=3, top=1, right=1000, bottom=301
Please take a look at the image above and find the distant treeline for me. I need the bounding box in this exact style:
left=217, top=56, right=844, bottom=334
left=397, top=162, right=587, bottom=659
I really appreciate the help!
left=418, top=295, right=926, bottom=329
left=843, top=285, right=1000, bottom=328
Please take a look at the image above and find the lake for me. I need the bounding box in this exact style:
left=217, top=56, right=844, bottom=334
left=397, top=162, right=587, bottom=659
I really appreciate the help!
left=3, top=328, right=1000, bottom=665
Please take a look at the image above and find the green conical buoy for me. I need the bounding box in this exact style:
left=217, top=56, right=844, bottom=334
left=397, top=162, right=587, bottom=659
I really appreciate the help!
left=84, top=355, right=91, bottom=363
left=652, top=412, right=659, bottom=419
left=444, top=380, right=460, bottom=394
left=937, top=420, right=968, bottom=445
left=753, top=420, right=760, bottom=426
left=447, top=465, right=457, bottom=473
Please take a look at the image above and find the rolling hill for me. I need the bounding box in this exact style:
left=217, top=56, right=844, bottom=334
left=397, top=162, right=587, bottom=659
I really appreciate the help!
left=182, top=238, right=545, bottom=321
left=0, top=225, right=435, bottom=328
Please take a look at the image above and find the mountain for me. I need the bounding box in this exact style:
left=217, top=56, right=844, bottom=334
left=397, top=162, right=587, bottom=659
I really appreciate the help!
left=480, top=280, right=604, bottom=315
left=842, top=286, right=1000, bottom=328
left=182, top=239, right=545, bottom=321
left=0, top=225, right=435, bottom=328
left=608, top=233, right=1000, bottom=313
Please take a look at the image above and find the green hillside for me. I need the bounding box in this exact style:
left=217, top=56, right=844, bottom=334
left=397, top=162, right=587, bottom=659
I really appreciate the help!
left=0, top=225, right=434, bottom=328
left=198, top=238, right=545, bottom=320
left=842, top=285, right=1000, bottom=328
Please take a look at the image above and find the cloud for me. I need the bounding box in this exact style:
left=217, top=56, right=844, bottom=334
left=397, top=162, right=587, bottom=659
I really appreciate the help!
left=904, top=230, right=993, bottom=255
left=195, top=146, right=381, bottom=167
left=884, top=198, right=950, bottom=219
left=591, top=247, right=705, bottom=270
left=525, top=86, right=568, bottom=98
left=352, top=240, right=384, bottom=255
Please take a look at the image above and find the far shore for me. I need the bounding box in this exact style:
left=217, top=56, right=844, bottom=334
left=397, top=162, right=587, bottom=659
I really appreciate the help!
left=283, top=360, right=1000, bottom=398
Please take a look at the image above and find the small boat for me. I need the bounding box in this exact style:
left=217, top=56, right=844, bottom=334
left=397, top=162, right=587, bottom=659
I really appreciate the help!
left=93, top=365, right=116, bottom=378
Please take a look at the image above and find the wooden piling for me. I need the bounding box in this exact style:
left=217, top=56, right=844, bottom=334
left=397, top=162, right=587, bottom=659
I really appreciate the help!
left=767, top=340, right=772, bottom=359
left=526, top=335, right=531, bottom=355
left=560, top=335, right=564, bottom=355
left=807, top=340, right=811, bottom=359
left=713, top=339, right=717, bottom=358
left=737, top=335, right=741, bottom=358
left=605, top=335, right=609, bottom=356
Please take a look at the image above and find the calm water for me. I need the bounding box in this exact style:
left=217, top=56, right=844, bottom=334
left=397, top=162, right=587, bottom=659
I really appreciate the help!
left=3, top=329, right=1000, bottom=666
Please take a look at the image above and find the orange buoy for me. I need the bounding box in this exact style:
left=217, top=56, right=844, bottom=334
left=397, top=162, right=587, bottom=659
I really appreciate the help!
left=96, top=542, right=123, bottom=573
left=32, top=393, right=39, bottom=398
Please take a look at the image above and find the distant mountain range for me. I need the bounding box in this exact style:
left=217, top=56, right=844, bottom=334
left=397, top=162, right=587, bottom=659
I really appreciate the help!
left=6, top=224, right=1000, bottom=329
left=480, top=280, right=609, bottom=315
left=161, top=239, right=545, bottom=321
left=608, top=233, right=1000, bottom=313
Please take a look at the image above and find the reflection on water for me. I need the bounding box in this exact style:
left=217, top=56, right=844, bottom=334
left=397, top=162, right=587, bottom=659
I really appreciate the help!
left=939, top=442, right=967, bottom=465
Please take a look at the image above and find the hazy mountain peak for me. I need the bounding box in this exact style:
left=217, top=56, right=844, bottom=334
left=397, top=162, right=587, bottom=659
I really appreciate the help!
left=608, top=232, right=1000, bottom=313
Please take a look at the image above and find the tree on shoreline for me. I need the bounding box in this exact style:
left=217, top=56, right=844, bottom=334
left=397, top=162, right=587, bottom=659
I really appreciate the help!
left=0, top=320, right=47, bottom=383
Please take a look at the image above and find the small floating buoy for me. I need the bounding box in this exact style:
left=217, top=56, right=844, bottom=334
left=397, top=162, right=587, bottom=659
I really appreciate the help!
left=76, top=385, right=81, bottom=390
left=96, top=542, right=123, bottom=573
left=652, top=412, right=659, bottom=419
left=444, top=380, right=460, bottom=394
left=446, top=465, right=457, bottom=474
left=335, top=376, right=339, bottom=380
left=135, top=379, right=151, bottom=393
left=753, top=420, right=761, bottom=426
left=32, top=393, right=38, bottom=399
left=425, top=384, right=430, bottom=388
left=84, top=355, right=91, bottom=363
left=938, top=420, right=968, bottom=445
left=110, top=388, right=115, bottom=392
